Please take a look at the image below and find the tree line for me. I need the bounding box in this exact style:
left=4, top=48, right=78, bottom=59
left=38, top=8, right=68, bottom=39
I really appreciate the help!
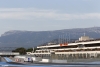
left=12, top=47, right=37, bottom=55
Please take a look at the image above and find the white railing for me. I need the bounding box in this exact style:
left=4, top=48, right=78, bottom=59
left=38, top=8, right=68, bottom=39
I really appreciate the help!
left=29, top=52, right=50, bottom=55
left=0, top=52, right=19, bottom=55
left=37, top=40, right=100, bottom=48
left=55, top=51, right=100, bottom=54
left=36, top=46, right=100, bottom=52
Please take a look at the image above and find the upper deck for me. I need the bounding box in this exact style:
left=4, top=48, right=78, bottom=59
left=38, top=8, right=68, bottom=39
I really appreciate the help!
left=37, top=36, right=100, bottom=48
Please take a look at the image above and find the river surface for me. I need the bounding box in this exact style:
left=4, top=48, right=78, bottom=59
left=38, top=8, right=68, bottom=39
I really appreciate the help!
left=1, top=65, right=100, bottom=67
left=1, top=57, right=100, bottom=67
left=0, top=62, right=100, bottom=67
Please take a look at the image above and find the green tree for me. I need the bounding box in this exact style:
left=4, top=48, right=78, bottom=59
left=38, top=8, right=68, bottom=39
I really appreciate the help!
left=26, top=48, right=33, bottom=52
left=12, top=47, right=26, bottom=55
left=26, top=48, right=38, bottom=52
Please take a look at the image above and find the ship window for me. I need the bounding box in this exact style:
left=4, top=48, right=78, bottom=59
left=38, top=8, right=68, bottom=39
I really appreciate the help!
left=85, top=43, right=100, bottom=47
left=78, top=44, right=84, bottom=48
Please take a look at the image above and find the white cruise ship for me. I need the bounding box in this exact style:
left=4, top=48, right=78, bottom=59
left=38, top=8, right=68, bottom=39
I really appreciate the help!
left=28, top=35, right=100, bottom=62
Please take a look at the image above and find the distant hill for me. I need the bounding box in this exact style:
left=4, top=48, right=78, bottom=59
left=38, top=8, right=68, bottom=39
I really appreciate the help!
left=0, top=27, right=100, bottom=47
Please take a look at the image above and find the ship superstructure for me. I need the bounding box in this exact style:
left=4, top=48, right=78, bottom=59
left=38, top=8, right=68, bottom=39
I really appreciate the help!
left=28, top=36, right=100, bottom=62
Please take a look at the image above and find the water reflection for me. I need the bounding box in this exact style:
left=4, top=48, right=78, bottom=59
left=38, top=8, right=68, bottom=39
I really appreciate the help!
left=4, top=65, right=100, bottom=67
left=0, top=62, right=100, bottom=67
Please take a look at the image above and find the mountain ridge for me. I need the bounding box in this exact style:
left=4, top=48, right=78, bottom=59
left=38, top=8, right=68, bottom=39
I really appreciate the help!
left=0, top=27, right=100, bottom=47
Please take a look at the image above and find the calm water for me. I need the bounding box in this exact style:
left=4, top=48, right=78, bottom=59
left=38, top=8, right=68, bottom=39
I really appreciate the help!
left=1, top=65, right=100, bottom=67
left=0, top=62, right=100, bottom=67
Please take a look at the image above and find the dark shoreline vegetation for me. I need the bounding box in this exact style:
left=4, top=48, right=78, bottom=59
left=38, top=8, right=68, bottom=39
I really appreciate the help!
left=12, top=47, right=37, bottom=55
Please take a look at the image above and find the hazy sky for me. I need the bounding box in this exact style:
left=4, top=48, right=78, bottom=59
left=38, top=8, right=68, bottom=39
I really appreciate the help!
left=0, top=0, right=100, bottom=35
